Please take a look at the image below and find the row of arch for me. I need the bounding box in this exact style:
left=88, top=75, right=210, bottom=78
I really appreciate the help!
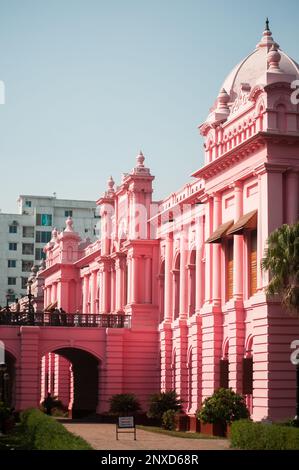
left=159, top=248, right=203, bottom=322
left=168, top=336, right=254, bottom=413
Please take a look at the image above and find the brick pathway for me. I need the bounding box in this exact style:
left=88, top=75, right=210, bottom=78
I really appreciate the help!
left=62, top=422, right=230, bottom=450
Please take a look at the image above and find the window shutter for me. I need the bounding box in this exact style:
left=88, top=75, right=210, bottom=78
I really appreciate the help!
left=242, top=357, right=253, bottom=394
left=219, top=359, right=229, bottom=389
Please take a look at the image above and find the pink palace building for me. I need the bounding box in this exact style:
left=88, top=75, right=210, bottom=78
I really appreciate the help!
left=1, top=23, right=299, bottom=425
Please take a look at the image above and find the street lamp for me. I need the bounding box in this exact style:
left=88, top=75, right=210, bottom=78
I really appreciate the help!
left=5, top=293, right=10, bottom=312
left=27, top=279, right=33, bottom=313
left=27, top=279, right=35, bottom=325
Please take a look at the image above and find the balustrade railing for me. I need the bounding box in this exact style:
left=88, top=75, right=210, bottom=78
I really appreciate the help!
left=0, top=312, right=131, bottom=328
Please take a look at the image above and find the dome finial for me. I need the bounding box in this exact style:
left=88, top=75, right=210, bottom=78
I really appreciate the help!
left=136, top=150, right=145, bottom=167
left=265, top=17, right=270, bottom=32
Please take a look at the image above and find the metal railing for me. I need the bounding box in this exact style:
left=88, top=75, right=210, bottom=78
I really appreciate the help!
left=0, top=312, right=131, bottom=328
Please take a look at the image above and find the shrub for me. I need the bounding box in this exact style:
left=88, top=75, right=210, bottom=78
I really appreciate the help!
left=231, top=419, right=299, bottom=450
left=196, top=388, right=249, bottom=425
left=162, top=409, right=177, bottom=430
left=147, top=391, right=181, bottom=423
left=109, top=393, right=141, bottom=415
left=0, top=402, right=15, bottom=433
left=20, top=408, right=92, bottom=450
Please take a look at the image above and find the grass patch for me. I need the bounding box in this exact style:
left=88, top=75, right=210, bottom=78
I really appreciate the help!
left=137, top=425, right=220, bottom=439
left=20, top=408, right=93, bottom=450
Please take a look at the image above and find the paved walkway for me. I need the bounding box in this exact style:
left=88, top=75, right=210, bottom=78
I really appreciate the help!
left=62, top=422, right=230, bottom=450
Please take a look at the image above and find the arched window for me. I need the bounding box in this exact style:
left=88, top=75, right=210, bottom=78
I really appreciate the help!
left=173, top=253, right=180, bottom=320
left=187, top=348, right=193, bottom=411
left=171, top=350, right=176, bottom=391
left=220, top=340, right=229, bottom=389
left=243, top=336, right=253, bottom=414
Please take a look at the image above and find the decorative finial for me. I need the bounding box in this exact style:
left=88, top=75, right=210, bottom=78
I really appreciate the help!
left=39, top=259, right=46, bottom=271
left=50, top=227, right=58, bottom=242
left=107, top=175, right=115, bottom=191
left=265, top=17, right=270, bottom=31
left=217, top=88, right=230, bottom=112
left=267, top=44, right=281, bottom=72
left=65, top=216, right=74, bottom=232
left=137, top=150, right=145, bottom=167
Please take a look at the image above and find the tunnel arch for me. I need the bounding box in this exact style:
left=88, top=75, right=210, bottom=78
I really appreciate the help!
left=40, top=346, right=101, bottom=418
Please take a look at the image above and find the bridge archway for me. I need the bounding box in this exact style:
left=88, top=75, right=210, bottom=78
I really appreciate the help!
left=41, top=347, right=100, bottom=419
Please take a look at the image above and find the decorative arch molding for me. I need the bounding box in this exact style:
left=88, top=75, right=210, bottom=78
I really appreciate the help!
left=39, top=343, right=104, bottom=364
left=244, top=335, right=254, bottom=357
left=222, top=338, right=229, bottom=359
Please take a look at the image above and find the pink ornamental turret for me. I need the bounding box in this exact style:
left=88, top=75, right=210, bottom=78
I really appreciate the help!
left=64, top=216, right=74, bottom=232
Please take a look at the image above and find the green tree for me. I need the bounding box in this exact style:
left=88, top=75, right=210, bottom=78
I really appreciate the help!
left=262, top=222, right=299, bottom=315
left=147, top=391, right=181, bottom=423
left=196, top=388, right=249, bottom=425
left=108, top=393, right=141, bottom=415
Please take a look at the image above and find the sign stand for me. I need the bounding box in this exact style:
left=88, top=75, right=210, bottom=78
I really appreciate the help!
left=116, top=416, right=136, bottom=440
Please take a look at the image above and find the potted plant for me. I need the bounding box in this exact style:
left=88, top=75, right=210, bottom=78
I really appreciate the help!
left=196, top=388, right=249, bottom=437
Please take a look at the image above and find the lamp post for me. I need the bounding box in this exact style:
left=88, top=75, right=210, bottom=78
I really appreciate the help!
left=27, top=279, right=34, bottom=324
left=5, top=293, right=10, bottom=312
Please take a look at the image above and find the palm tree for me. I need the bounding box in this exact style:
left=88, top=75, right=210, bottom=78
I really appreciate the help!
left=262, top=222, right=299, bottom=315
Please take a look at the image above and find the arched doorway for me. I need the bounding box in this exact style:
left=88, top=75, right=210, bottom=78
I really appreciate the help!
left=41, top=348, right=100, bottom=419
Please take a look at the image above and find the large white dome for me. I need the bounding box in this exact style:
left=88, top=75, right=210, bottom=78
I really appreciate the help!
left=220, top=25, right=299, bottom=100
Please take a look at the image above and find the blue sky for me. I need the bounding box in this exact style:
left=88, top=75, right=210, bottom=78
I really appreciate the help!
left=0, top=0, right=298, bottom=212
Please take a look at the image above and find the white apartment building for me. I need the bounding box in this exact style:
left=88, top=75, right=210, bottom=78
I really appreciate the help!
left=0, top=195, right=100, bottom=306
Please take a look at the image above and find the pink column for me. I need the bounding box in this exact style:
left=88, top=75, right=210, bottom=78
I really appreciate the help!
left=164, top=234, right=173, bottom=322
left=233, top=182, right=243, bottom=300
left=131, top=256, right=138, bottom=303
left=54, top=354, right=59, bottom=397
left=115, top=258, right=121, bottom=311
left=90, top=271, right=98, bottom=314
left=179, top=232, right=187, bottom=319
left=212, top=194, right=221, bottom=305
left=56, top=356, right=71, bottom=408
left=127, top=256, right=132, bottom=304
left=110, top=262, right=115, bottom=312
left=40, top=355, right=48, bottom=402
left=286, top=170, right=299, bottom=224
left=144, top=257, right=152, bottom=303
left=195, top=215, right=204, bottom=312
left=257, top=174, right=263, bottom=290
left=204, top=198, right=212, bottom=304
left=82, top=275, right=88, bottom=313
left=52, top=282, right=57, bottom=303
left=17, top=327, right=40, bottom=410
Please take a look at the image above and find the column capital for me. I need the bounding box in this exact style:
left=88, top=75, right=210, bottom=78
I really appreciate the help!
left=229, top=180, right=243, bottom=190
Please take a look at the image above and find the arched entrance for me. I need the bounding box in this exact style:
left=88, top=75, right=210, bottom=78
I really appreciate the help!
left=41, top=348, right=100, bottom=419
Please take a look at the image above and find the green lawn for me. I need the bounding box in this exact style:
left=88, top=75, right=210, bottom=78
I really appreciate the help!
left=137, top=425, right=222, bottom=439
